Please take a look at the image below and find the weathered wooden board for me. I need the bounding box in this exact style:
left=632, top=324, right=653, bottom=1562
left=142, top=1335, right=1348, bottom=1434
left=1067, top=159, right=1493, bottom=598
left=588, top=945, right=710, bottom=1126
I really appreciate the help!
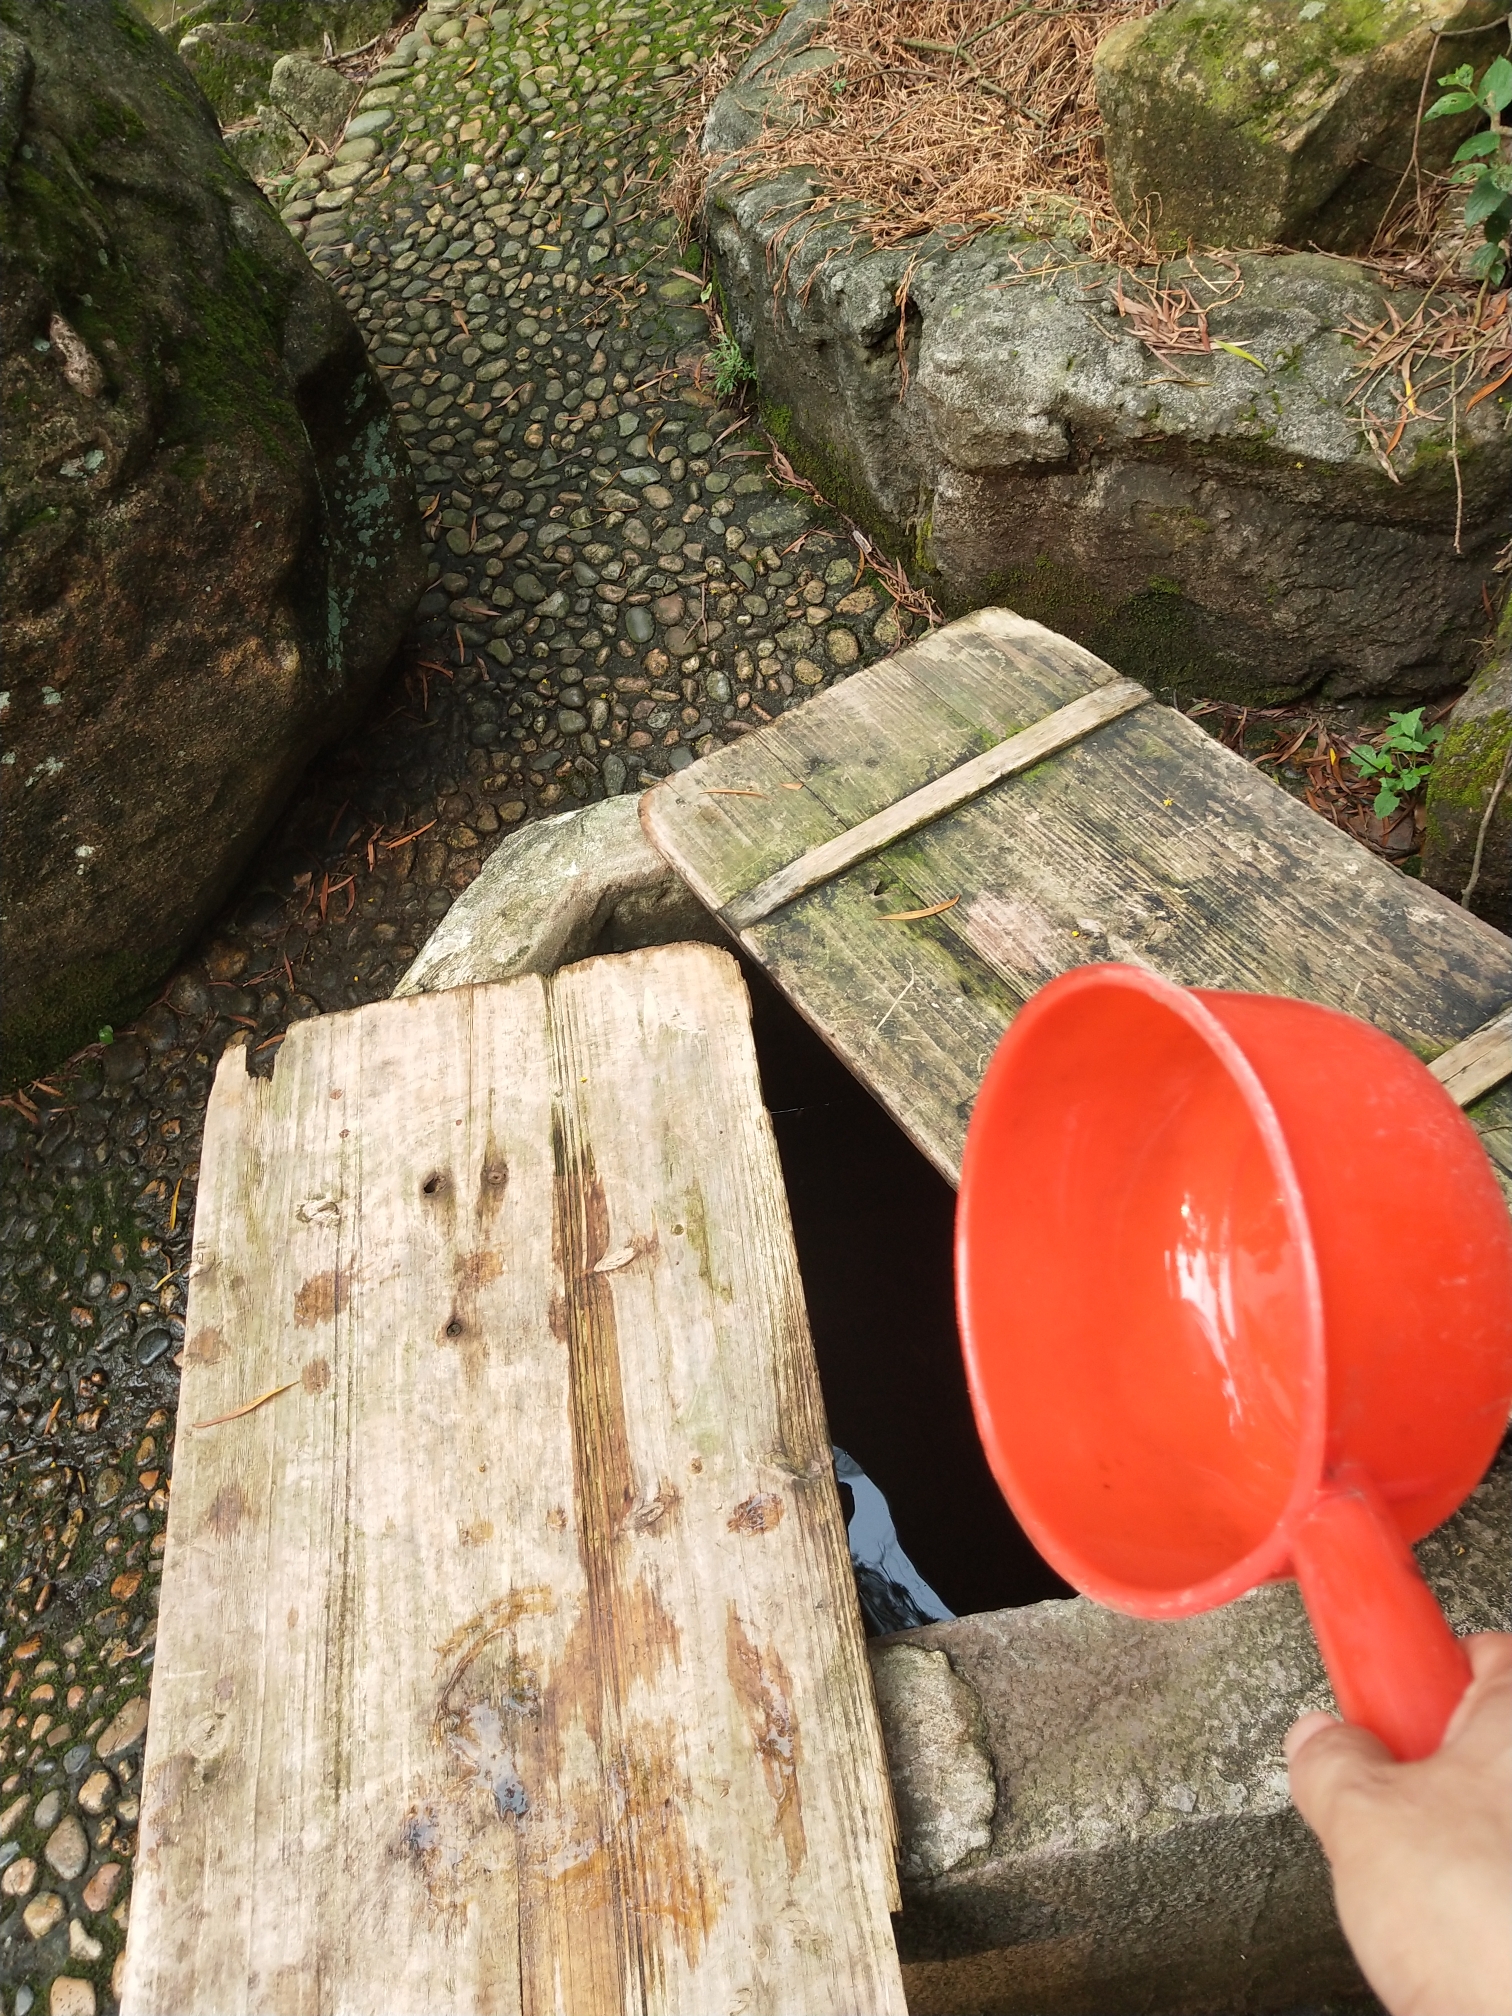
left=642, top=609, right=1512, bottom=1187
left=124, top=945, right=905, bottom=2016
left=1431, top=1003, right=1512, bottom=1108
left=726, top=677, right=1151, bottom=929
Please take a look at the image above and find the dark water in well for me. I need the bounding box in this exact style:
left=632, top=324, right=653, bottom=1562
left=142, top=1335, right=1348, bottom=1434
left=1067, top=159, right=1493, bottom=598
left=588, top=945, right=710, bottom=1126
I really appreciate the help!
left=742, top=960, right=1074, bottom=1623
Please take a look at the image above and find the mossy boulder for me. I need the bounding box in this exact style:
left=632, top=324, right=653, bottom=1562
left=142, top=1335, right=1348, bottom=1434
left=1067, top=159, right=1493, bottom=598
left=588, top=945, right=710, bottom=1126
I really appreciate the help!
left=221, top=98, right=306, bottom=180
left=144, top=0, right=403, bottom=49
left=176, top=20, right=282, bottom=126
left=268, top=49, right=359, bottom=144
left=1094, top=0, right=1509, bottom=252
left=177, top=24, right=309, bottom=179
left=170, top=2, right=404, bottom=177
left=0, top=0, right=424, bottom=1089
left=1421, top=628, right=1512, bottom=932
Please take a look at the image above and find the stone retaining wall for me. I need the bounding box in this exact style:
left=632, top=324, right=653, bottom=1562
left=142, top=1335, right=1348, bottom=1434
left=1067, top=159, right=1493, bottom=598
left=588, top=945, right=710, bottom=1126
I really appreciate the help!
left=698, top=3, right=1512, bottom=705
left=872, top=1449, right=1506, bottom=2013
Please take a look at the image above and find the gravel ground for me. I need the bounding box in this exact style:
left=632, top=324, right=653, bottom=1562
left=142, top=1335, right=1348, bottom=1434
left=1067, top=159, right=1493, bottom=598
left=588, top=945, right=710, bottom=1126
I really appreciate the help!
left=0, top=4, right=929, bottom=2009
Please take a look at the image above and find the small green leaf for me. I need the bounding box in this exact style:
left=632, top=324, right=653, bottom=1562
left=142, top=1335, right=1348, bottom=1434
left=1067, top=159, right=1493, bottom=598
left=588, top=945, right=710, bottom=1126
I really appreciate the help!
left=98, top=1026, right=113, bottom=1045
left=1373, top=781, right=1402, bottom=817
left=1453, top=130, right=1503, bottom=161
left=1480, top=55, right=1512, bottom=111
left=1468, top=240, right=1509, bottom=283
left=1437, top=63, right=1476, bottom=88
left=1463, top=174, right=1510, bottom=227
left=1425, top=88, right=1477, bottom=118
left=1213, top=340, right=1266, bottom=369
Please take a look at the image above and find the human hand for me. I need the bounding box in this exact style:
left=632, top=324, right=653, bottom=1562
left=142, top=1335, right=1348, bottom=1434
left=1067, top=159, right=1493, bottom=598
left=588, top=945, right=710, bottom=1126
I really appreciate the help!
left=1286, top=1631, right=1512, bottom=2016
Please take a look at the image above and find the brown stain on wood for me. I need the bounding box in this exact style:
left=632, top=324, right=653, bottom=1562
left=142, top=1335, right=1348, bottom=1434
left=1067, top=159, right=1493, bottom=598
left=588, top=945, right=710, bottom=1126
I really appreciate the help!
left=300, top=1357, right=331, bottom=1396
left=184, top=1326, right=228, bottom=1367
left=547, top=1571, right=683, bottom=1759
left=552, top=1140, right=635, bottom=1537
left=203, top=1481, right=249, bottom=1540
left=139, top=1750, right=195, bottom=1858
left=726, top=1603, right=806, bottom=1879
left=432, top=1586, right=555, bottom=1739
left=293, top=1269, right=347, bottom=1329
left=727, top=1492, right=784, bottom=1535
left=548, top=1109, right=723, bottom=1994
left=475, top=1117, right=509, bottom=1229
left=455, top=1249, right=503, bottom=1294
left=438, top=1246, right=503, bottom=1385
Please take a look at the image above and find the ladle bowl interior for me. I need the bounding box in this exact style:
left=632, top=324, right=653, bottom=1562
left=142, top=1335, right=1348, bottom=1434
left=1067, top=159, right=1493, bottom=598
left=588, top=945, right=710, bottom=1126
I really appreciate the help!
left=957, top=970, right=1512, bottom=1619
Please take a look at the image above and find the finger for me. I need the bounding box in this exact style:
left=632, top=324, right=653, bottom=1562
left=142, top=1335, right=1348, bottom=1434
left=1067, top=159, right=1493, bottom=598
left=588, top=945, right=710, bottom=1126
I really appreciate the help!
left=1462, top=1631, right=1512, bottom=1685
left=1284, top=1711, right=1337, bottom=1765
left=1442, top=1631, right=1512, bottom=1747
left=1287, top=1717, right=1393, bottom=1844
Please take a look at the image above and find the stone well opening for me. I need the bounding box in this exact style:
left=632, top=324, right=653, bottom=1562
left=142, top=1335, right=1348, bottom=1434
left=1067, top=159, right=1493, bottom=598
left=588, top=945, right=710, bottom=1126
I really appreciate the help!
left=741, top=956, right=1074, bottom=1624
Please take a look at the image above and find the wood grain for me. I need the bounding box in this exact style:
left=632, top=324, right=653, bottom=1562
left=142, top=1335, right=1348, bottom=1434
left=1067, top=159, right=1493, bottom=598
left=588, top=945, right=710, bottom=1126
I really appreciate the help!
left=723, top=678, right=1150, bottom=931
left=1429, top=1003, right=1512, bottom=1107
left=645, top=611, right=1512, bottom=1188
left=124, top=947, right=904, bottom=2016
left=641, top=607, right=1113, bottom=918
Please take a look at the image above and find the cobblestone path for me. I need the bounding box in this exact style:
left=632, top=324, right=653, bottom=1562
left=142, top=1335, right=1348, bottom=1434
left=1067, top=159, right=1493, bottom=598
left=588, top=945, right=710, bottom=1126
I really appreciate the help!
left=0, top=4, right=932, bottom=2009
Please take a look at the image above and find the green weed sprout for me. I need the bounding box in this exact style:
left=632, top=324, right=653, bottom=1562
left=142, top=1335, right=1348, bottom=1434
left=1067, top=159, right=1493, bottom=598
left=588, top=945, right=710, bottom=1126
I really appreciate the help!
left=709, top=329, right=756, bottom=400
left=1349, top=708, right=1446, bottom=818
left=1425, top=54, right=1512, bottom=286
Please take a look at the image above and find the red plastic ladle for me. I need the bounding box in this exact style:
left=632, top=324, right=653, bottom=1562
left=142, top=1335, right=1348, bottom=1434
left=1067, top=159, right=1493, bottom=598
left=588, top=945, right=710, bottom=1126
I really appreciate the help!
left=956, top=966, right=1512, bottom=1761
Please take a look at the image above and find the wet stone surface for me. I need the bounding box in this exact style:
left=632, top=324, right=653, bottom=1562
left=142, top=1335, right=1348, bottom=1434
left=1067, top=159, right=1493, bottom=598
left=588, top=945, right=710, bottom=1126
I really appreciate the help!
left=0, top=2, right=919, bottom=2007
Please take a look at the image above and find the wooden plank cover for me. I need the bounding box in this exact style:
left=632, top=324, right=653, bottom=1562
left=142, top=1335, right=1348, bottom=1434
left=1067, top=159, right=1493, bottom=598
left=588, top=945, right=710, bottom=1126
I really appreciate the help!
left=1430, top=1004, right=1512, bottom=1109
left=124, top=944, right=905, bottom=2016
left=642, top=608, right=1512, bottom=1188
left=725, top=677, right=1151, bottom=929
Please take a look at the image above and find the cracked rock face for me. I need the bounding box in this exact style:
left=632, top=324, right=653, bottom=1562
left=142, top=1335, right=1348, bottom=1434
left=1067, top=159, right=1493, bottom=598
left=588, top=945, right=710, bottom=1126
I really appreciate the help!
left=0, top=0, right=424, bottom=1088
left=701, top=11, right=1512, bottom=710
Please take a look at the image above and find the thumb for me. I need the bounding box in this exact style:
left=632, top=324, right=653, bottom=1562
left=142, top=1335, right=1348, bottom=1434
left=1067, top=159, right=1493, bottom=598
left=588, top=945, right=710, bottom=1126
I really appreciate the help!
left=1286, top=1713, right=1394, bottom=1847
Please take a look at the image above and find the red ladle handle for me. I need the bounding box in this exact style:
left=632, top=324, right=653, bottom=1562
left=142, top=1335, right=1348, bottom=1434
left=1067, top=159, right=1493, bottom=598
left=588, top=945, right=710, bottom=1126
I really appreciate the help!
left=1290, top=1464, right=1472, bottom=1762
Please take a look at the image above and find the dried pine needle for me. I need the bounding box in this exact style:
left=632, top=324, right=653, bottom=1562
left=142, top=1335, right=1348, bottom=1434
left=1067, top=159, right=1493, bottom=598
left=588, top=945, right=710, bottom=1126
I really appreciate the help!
left=879, top=895, right=961, bottom=920
left=194, top=1380, right=299, bottom=1430
left=688, top=0, right=1163, bottom=261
